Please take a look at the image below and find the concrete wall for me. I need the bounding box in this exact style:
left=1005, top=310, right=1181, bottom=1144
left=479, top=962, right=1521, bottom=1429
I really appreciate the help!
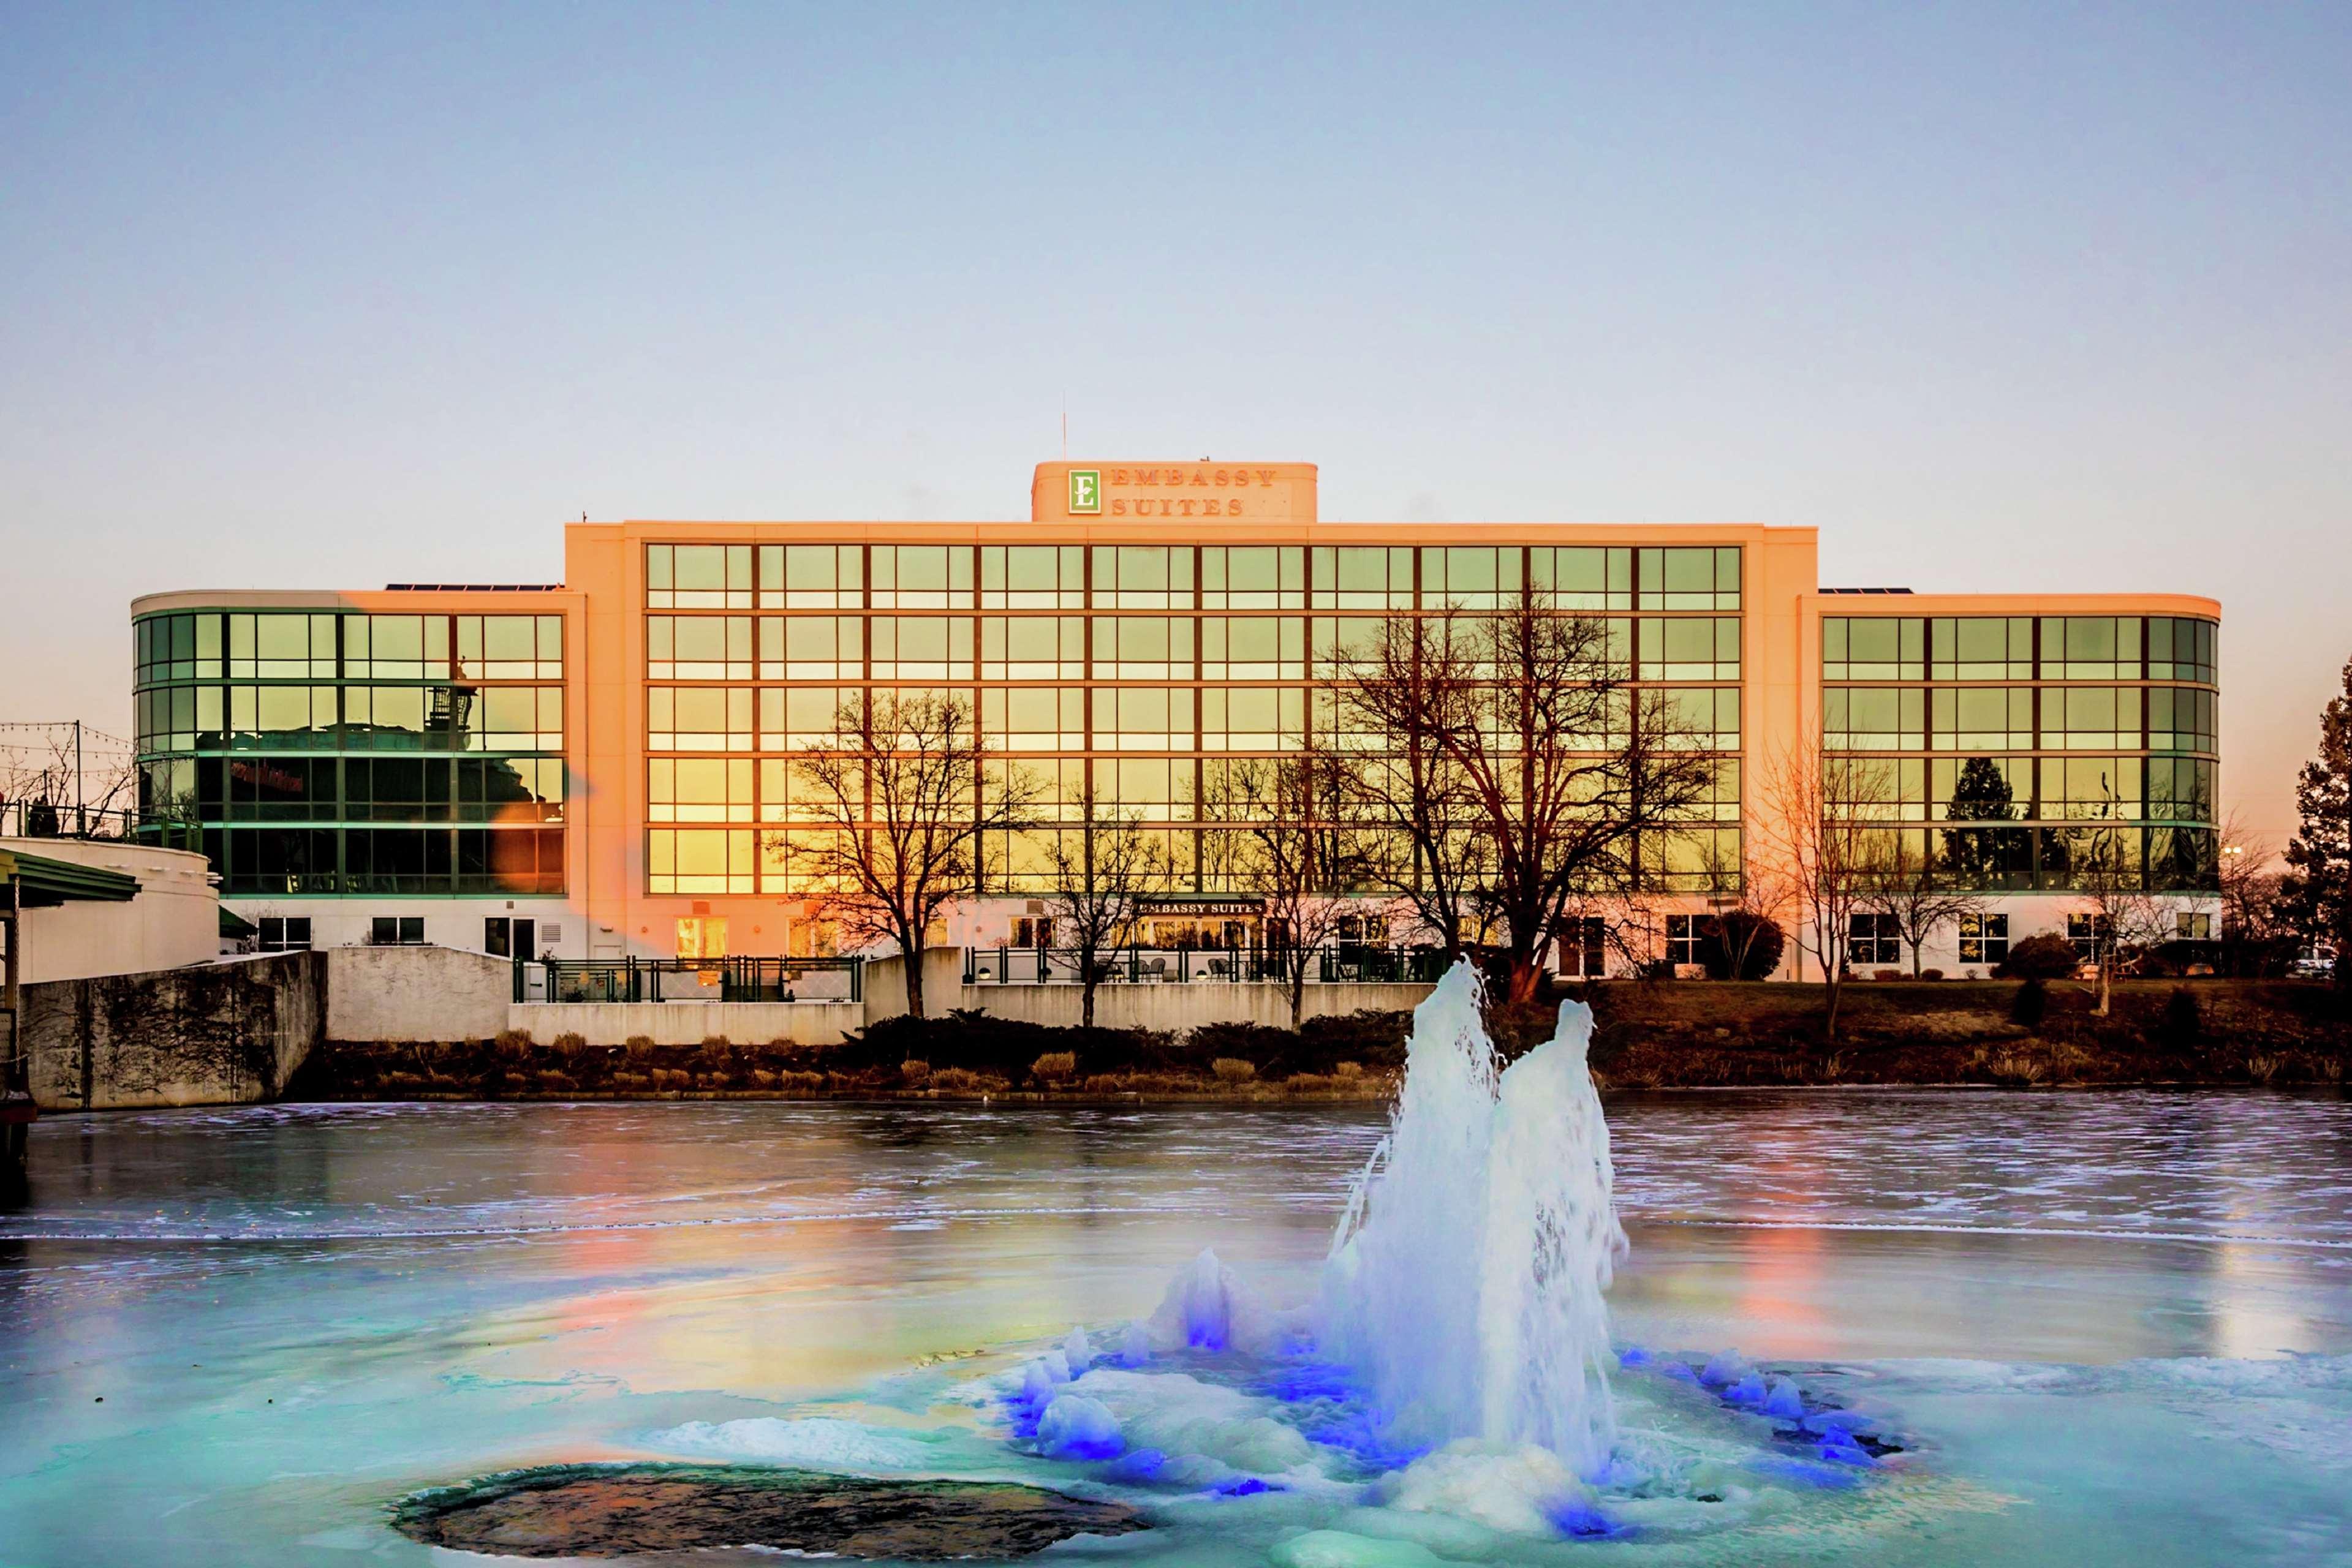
left=510, top=1001, right=863, bottom=1047
left=860, top=948, right=972, bottom=1022
left=5, top=836, right=218, bottom=984
left=955, top=979, right=1431, bottom=1031
left=23, top=951, right=323, bottom=1110
left=326, top=944, right=513, bottom=1042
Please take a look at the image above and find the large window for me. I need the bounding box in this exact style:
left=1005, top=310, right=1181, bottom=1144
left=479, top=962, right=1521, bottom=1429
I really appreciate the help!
left=1957, top=912, right=2008, bottom=967
left=1823, top=618, right=1924, bottom=680
left=1930, top=687, right=2034, bottom=752
left=1929, top=617, right=2033, bottom=680
left=647, top=615, right=752, bottom=679
left=646, top=544, right=753, bottom=609
left=981, top=545, right=1085, bottom=608
left=1848, top=913, right=1902, bottom=968
left=1825, top=687, right=1925, bottom=750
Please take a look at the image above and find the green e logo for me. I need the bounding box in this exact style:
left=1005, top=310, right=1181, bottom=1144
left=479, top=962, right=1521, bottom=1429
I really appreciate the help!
left=1068, top=469, right=1102, bottom=514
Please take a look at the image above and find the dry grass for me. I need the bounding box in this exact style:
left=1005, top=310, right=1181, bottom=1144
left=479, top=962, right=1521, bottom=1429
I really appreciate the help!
left=623, top=1035, right=657, bottom=1055
left=899, top=1058, right=932, bottom=1085
left=2244, top=1053, right=2282, bottom=1085
left=928, top=1066, right=1010, bottom=1093
left=491, top=1028, right=534, bottom=1054
left=550, top=1031, right=586, bottom=1052
left=1030, top=1052, right=1078, bottom=1083
left=1211, top=1057, right=1258, bottom=1084
left=1983, top=1049, right=2049, bottom=1087
left=1333, top=1061, right=1365, bottom=1080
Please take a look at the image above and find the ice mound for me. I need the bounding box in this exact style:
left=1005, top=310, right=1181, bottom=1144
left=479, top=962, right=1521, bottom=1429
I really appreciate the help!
left=1037, top=1394, right=1123, bottom=1461
left=1371, top=1441, right=1602, bottom=1537
left=1062, top=1367, right=1320, bottom=1479
left=651, top=1415, right=944, bottom=1472
left=1149, top=1247, right=1293, bottom=1354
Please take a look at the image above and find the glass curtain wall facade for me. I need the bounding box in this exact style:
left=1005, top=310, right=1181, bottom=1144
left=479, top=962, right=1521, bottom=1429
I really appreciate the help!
left=1820, top=611, right=2220, bottom=891
left=639, top=541, right=1748, bottom=899
left=132, top=605, right=569, bottom=897
left=126, top=461, right=2223, bottom=968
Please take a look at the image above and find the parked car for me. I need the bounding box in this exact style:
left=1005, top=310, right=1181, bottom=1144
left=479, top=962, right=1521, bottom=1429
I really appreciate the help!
left=2291, top=948, right=2337, bottom=981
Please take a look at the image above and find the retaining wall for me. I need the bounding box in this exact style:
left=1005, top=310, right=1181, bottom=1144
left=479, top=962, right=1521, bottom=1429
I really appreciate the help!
left=23, top=951, right=324, bottom=1110
left=509, top=1001, right=863, bottom=1047
left=951, top=979, right=1432, bottom=1031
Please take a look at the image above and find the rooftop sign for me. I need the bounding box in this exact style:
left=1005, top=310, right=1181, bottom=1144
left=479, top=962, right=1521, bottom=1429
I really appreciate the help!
left=1032, top=461, right=1317, bottom=524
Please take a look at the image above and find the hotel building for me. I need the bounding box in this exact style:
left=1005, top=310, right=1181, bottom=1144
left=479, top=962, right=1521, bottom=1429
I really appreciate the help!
left=130, top=461, right=2221, bottom=976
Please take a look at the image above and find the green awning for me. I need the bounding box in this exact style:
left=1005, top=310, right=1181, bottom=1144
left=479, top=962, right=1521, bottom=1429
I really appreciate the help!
left=218, top=904, right=258, bottom=938
left=0, top=848, right=142, bottom=908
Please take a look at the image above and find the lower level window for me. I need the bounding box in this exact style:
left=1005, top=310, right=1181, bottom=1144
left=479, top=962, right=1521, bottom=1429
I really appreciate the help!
left=2067, top=913, right=2112, bottom=958
left=371, top=916, right=425, bottom=945
left=2176, top=912, right=2213, bottom=941
left=257, top=916, right=311, bottom=952
left=1665, top=914, right=1712, bottom=967
left=1957, top=913, right=2008, bottom=966
left=1848, top=913, right=1902, bottom=968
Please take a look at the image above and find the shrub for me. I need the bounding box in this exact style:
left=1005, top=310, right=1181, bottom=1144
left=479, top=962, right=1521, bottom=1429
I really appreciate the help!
left=1211, top=1057, right=1258, bottom=1084
left=1872, top=969, right=1902, bottom=982
left=493, top=1028, right=534, bottom=1054
left=1920, top=968, right=1945, bottom=981
left=2244, top=1053, right=2282, bottom=1085
left=899, top=1058, right=932, bottom=1085
left=551, top=1031, right=586, bottom=1051
left=2011, top=977, right=2048, bottom=1030
left=624, top=1034, right=658, bottom=1055
left=930, top=1066, right=986, bottom=1091
left=1332, top=1060, right=1364, bottom=1080
left=2158, top=987, right=2204, bottom=1054
left=1031, top=1051, right=1078, bottom=1083
left=700, top=1035, right=731, bottom=1048
left=1998, top=934, right=2079, bottom=981
left=1698, top=911, right=1787, bottom=981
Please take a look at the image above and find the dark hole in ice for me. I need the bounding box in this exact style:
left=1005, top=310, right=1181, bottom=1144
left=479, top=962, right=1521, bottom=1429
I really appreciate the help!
left=391, top=1463, right=1149, bottom=1561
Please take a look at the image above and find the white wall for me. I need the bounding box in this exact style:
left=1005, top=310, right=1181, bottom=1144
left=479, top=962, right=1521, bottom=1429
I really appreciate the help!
left=325, top=944, right=514, bottom=1042
left=6, top=837, right=217, bottom=984
left=511, top=1001, right=862, bottom=1047
left=228, top=896, right=583, bottom=959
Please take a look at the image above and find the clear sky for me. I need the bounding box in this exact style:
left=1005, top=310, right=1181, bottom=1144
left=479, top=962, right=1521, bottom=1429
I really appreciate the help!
left=4, top=3, right=2346, bottom=849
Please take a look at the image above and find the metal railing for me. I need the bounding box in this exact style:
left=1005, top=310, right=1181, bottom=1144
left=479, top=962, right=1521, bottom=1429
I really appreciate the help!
left=514, top=955, right=863, bottom=1005
left=1, top=800, right=199, bottom=850
left=962, top=943, right=1449, bottom=987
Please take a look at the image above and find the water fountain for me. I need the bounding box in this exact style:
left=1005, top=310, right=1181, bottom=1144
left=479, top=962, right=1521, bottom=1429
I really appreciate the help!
left=401, top=960, right=1916, bottom=1559
left=1322, top=961, right=1625, bottom=1473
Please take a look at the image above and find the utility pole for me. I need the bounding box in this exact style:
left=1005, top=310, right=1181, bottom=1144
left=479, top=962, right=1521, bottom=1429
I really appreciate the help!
left=74, top=720, right=83, bottom=835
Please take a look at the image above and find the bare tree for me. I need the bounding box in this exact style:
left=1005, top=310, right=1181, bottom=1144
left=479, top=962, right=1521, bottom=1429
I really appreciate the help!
left=1760, top=748, right=1889, bottom=1040
left=1044, top=783, right=1174, bottom=1028
left=778, top=690, right=1038, bottom=1019
left=1863, top=834, right=1987, bottom=977
left=1200, top=742, right=1361, bottom=1028
left=1337, top=590, right=1717, bottom=1002
left=2060, top=825, right=2172, bottom=1017
left=1700, top=834, right=1794, bottom=981
left=1328, top=612, right=1491, bottom=959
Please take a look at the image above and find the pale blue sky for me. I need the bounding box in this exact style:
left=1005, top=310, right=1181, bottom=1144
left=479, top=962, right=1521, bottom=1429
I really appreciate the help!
left=4, top=3, right=2346, bottom=843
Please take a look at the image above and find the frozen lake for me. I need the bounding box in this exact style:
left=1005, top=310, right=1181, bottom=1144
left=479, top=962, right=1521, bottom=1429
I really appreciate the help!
left=4, top=1090, right=2350, bottom=1564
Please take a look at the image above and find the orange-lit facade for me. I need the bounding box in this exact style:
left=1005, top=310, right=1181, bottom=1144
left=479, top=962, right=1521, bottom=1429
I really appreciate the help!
left=131, top=461, right=2222, bottom=975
